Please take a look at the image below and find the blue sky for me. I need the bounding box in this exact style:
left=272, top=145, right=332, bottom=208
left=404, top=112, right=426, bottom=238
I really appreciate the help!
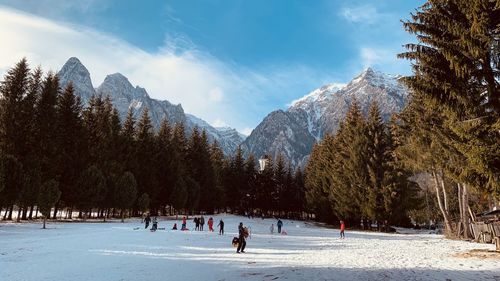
left=0, top=0, right=423, bottom=134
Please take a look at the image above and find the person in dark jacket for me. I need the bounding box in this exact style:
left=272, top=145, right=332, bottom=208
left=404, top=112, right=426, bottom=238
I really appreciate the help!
left=194, top=217, right=199, bottom=231
left=144, top=214, right=151, bottom=229
left=200, top=216, right=205, bottom=231
left=237, top=222, right=247, bottom=253
left=277, top=219, right=283, bottom=234
left=218, top=219, right=225, bottom=235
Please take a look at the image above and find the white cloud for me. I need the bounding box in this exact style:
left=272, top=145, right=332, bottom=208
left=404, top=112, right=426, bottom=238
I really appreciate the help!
left=211, top=118, right=228, bottom=128
left=208, top=87, right=223, bottom=102
left=241, top=128, right=253, bottom=136
left=341, top=5, right=380, bottom=24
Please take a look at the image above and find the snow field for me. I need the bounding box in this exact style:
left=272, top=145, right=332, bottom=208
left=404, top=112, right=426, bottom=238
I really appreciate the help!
left=0, top=215, right=498, bottom=281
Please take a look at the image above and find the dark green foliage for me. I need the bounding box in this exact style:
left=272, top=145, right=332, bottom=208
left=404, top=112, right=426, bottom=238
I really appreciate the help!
left=305, top=102, right=419, bottom=225
left=76, top=165, right=106, bottom=213
left=38, top=179, right=61, bottom=229
left=399, top=0, right=500, bottom=198
left=137, top=193, right=150, bottom=213
left=115, top=172, right=137, bottom=222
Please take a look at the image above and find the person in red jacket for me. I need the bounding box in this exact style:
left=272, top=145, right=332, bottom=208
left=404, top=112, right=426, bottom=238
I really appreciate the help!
left=340, top=220, right=345, bottom=239
left=208, top=217, right=214, bottom=232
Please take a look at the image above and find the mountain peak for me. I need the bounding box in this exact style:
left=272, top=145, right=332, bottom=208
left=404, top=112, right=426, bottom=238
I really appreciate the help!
left=66, top=57, right=83, bottom=65
left=105, top=72, right=129, bottom=82
left=58, top=57, right=95, bottom=101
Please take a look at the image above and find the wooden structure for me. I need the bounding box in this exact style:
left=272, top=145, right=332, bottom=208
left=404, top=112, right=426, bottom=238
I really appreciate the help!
left=471, top=209, right=500, bottom=251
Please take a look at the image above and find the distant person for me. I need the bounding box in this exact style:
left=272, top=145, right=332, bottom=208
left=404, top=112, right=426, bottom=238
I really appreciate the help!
left=277, top=219, right=283, bottom=234
left=151, top=217, right=158, bottom=231
left=182, top=216, right=187, bottom=230
left=172, top=223, right=178, bottom=230
left=340, top=220, right=345, bottom=239
left=144, top=214, right=151, bottom=229
left=270, top=223, right=274, bottom=234
left=218, top=219, right=225, bottom=235
left=208, top=217, right=214, bottom=232
left=200, top=216, right=205, bottom=231
left=236, top=222, right=247, bottom=253
left=194, top=217, right=200, bottom=231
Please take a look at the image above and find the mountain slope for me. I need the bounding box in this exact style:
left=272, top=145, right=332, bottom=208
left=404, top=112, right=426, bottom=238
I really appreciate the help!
left=242, top=68, right=408, bottom=167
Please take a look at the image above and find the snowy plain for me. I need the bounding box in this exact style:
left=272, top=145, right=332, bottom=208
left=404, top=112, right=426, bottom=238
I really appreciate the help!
left=0, top=215, right=498, bottom=281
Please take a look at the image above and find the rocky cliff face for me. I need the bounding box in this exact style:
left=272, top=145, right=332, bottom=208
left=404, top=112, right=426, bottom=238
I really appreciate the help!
left=242, top=68, right=408, bottom=167
left=58, top=57, right=243, bottom=155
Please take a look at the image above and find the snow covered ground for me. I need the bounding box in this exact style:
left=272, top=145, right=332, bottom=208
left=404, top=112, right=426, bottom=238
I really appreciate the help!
left=1, top=215, right=498, bottom=281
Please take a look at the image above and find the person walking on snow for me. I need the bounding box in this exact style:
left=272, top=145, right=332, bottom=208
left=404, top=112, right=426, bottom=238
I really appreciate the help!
left=208, top=217, right=214, bottom=232
left=277, top=219, right=283, bottom=234
left=144, top=214, right=151, bottom=229
left=194, top=217, right=199, bottom=231
left=218, top=219, right=224, bottom=235
left=340, top=220, right=345, bottom=239
left=237, top=222, right=247, bottom=253
left=200, top=216, right=205, bottom=231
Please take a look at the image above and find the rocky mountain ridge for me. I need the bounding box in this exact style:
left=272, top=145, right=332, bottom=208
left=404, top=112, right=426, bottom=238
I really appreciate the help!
left=58, top=57, right=244, bottom=155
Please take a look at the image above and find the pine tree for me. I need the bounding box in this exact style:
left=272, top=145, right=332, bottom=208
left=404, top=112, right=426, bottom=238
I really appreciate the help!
left=76, top=165, right=106, bottom=219
left=399, top=0, right=500, bottom=198
left=225, top=145, right=245, bottom=211
left=36, top=73, right=60, bottom=218
left=210, top=141, right=226, bottom=210
left=137, top=193, right=150, bottom=215
left=243, top=154, right=257, bottom=211
left=135, top=108, right=159, bottom=212
left=0, top=58, right=31, bottom=219
left=38, top=179, right=61, bottom=229
left=55, top=83, right=85, bottom=213
left=115, top=172, right=138, bottom=222
left=273, top=154, right=286, bottom=213
left=364, top=101, right=389, bottom=222
left=169, top=122, right=188, bottom=213
left=156, top=118, right=173, bottom=208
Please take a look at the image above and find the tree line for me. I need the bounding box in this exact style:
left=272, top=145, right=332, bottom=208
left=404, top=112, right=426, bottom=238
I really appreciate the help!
left=304, top=101, right=420, bottom=227
left=0, top=59, right=305, bottom=226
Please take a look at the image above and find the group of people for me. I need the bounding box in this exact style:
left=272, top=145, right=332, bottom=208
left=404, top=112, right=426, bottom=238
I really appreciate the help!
left=270, top=219, right=284, bottom=234
left=143, top=214, right=158, bottom=231
left=143, top=215, right=346, bottom=254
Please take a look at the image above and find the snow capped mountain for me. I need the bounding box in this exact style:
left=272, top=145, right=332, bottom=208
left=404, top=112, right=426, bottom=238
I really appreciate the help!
left=96, top=72, right=186, bottom=128
left=241, top=110, right=315, bottom=167
left=185, top=114, right=245, bottom=155
left=242, top=67, right=408, bottom=167
left=57, top=57, right=243, bottom=155
left=57, top=57, right=96, bottom=102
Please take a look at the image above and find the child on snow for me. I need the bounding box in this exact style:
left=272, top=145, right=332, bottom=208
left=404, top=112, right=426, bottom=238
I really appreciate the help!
left=340, top=220, right=345, bottom=239
left=208, top=217, right=214, bottom=232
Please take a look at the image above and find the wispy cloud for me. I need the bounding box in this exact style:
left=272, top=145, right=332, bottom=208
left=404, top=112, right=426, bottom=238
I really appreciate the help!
left=341, top=4, right=381, bottom=24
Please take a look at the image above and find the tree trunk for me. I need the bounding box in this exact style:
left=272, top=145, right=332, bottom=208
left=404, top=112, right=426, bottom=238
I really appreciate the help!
left=457, top=183, right=463, bottom=238
left=52, top=203, right=58, bottom=219
left=22, top=206, right=28, bottom=220
left=16, top=206, right=22, bottom=222
left=432, top=170, right=452, bottom=234
left=28, top=205, right=34, bottom=219
left=43, top=216, right=46, bottom=229
left=462, top=184, right=471, bottom=239
left=7, top=205, right=13, bottom=220
left=439, top=171, right=449, bottom=213
left=121, top=210, right=125, bottom=223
